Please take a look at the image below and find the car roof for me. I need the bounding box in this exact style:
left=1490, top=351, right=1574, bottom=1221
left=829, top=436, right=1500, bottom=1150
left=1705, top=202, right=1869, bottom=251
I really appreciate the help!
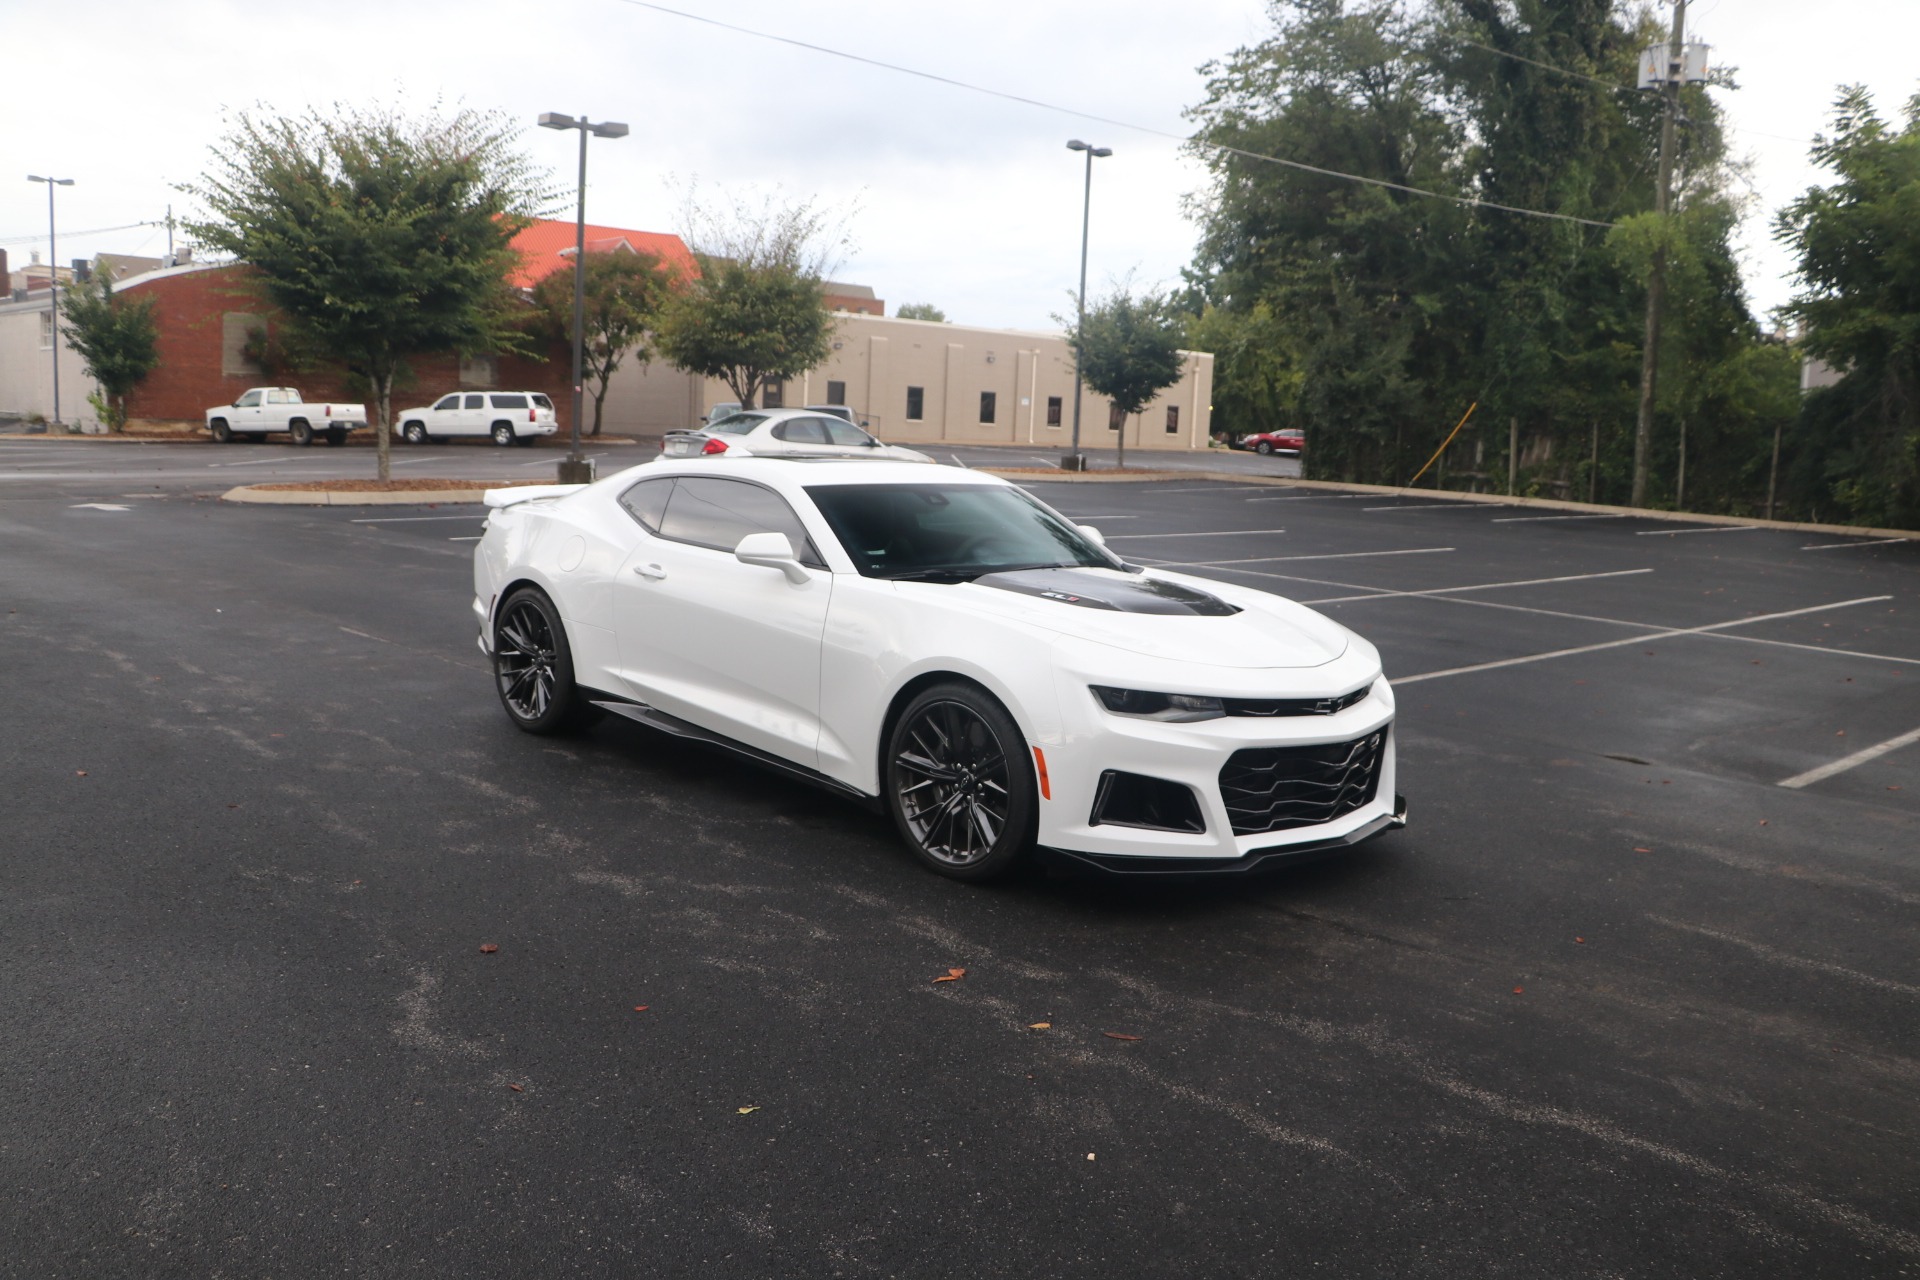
left=606, top=455, right=1008, bottom=492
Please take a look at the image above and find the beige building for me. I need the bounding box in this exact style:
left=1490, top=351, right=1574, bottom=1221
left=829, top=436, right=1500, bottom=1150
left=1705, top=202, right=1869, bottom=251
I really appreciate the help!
left=601, top=312, right=1215, bottom=451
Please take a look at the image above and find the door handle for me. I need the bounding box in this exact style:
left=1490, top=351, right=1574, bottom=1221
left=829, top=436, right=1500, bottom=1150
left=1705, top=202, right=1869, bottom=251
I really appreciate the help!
left=633, top=563, right=667, bottom=580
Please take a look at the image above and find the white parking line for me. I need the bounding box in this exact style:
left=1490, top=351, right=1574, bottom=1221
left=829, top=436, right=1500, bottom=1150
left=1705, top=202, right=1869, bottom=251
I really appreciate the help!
left=348, top=515, right=484, bottom=524
left=1395, top=596, right=1892, bottom=684
left=206, top=454, right=336, bottom=468
left=1160, top=547, right=1455, bottom=566
left=1777, top=725, right=1920, bottom=790
left=1298, top=568, right=1652, bottom=605
left=448, top=536, right=484, bottom=542
left=1361, top=503, right=1489, bottom=512
left=1650, top=917, right=1920, bottom=998
left=1104, top=528, right=1287, bottom=539
left=1491, top=513, right=1631, bottom=524
left=1243, top=494, right=1346, bottom=503
left=1801, top=538, right=1907, bottom=551
left=1633, top=524, right=1762, bottom=537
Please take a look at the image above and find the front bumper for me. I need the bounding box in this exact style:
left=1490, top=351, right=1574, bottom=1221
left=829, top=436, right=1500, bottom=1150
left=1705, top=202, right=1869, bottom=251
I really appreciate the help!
left=1043, top=793, right=1406, bottom=876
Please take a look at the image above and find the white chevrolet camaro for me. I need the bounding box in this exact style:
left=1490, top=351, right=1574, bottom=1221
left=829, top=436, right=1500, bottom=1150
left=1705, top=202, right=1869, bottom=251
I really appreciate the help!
left=472, top=456, right=1404, bottom=881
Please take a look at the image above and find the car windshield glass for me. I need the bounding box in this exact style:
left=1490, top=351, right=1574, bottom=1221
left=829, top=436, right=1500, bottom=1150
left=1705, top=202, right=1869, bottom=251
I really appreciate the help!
left=805, top=483, right=1120, bottom=580
left=710, top=413, right=767, bottom=435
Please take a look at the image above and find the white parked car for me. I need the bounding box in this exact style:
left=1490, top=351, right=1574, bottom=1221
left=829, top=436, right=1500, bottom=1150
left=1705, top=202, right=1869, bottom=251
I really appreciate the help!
left=206, top=387, right=367, bottom=445
left=396, top=392, right=560, bottom=446
left=471, top=456, right=1404, bottom=881
left=662, top=407, right=930, bottom=462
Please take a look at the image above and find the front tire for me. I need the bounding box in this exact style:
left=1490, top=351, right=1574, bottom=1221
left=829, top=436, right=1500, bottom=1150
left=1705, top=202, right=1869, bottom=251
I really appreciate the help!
left=209, top=419, right=232, bottom=444
left=402, top=421, right=428, bottom=445
left=885, top=683, right=1036, bottom=882
left=492, top=588, right=589, bottom=735
left=289, top=419, right=314, bottom=447
left=1255, top=440, right=1274, bottom=455
left=492, top=422, right=516, bottom=447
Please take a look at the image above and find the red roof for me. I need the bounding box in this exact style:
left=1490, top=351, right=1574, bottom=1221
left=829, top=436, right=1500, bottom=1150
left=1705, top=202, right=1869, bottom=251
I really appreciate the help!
left=508, top=219, right=696, bottom=289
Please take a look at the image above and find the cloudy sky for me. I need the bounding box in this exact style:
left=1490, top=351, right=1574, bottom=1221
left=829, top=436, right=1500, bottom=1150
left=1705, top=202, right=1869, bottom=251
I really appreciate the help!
left=5, top=0, right=1914, bottom=333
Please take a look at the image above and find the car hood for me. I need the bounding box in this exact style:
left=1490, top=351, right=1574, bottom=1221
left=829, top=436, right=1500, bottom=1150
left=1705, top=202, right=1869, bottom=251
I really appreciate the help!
left=948, top=566, right=1349, bottom=669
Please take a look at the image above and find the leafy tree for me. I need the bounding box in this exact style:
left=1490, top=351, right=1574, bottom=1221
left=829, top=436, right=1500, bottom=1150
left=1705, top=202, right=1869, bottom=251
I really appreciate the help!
left=1063, top=287, right=1186, bottom=470
left=60, top=267, right=159, bottom=431
left=532, top=249, right=680, bottom=436
left=1183, top=302, right=1302, bottom=440
left=657, top=194, right=844, bottom=410
left=895, top=302, right=947, bottom=322
left=1775, top=87, right=1920, bottom=528
left=183, top=105, right=551, bottom=479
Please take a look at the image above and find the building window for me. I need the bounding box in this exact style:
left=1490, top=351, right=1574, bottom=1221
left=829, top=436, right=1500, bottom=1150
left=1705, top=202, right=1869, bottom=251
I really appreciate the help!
left=763, top=380, right=785, bottom=408
left=1165, top=405, right=1180, bottom=434
left=906, top=386, right=924, bottom=421
left=1108, top=403, right=1124, bottom=432
left=39, top=310, right=54, bottom=350
left=1046, top=396, right=1062, bottom=427
left=459, top=355, right=497, bottom=388
left=221, top=313, right=266, bottom=377
left=979, top=391, right=996, bottom=424
left=826, top=380, right=846, bottom=406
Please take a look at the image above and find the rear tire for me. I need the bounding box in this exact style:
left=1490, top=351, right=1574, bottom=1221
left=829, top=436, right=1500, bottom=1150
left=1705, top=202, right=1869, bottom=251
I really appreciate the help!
left=326, top=427, right=346, bottom=447
left=492, top=588, right=591, bottom=735
left=209, top=419, right=231, bottom=444
left=491, top=422, right=516, bottom=447
left=289, top=419, right=314, bottom=447
left=885, top=682, right=1036, bottom=883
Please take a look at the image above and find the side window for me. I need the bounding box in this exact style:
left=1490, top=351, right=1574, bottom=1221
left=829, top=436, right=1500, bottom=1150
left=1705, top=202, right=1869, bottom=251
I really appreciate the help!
left=826, top=380, right=846, bottom=405
left=979, top=391, right=996, bottom=424
left=464, top=394, right=485, bottom=410
left=434, top=395, right=462, bottom=411
left=265, top=389, right=289, bottom=405
left=618, top=477, right=674, bottom=533
left=772, top=418, right=830, bottom=445
left=905, top=386, right=924, bottom=421
left=491, top=394, right=529, bottom=409
left=1165, top=405, right=1180, bottom=434
left=822, top=419, right=872, bottom=448
left=659, top=477, right=823, bottom=566
left=1046, top=396, right=1062, bottom=427
left=235, top=390, right=262, bottom=408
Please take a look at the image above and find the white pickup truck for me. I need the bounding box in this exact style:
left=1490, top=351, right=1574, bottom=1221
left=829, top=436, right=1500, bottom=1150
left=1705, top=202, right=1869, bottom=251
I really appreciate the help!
left=206, top=387, right=368, bottom=446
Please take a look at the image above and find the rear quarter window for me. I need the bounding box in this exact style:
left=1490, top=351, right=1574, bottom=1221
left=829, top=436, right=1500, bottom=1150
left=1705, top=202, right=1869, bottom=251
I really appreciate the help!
left=490, top=394, right=530, bottom=409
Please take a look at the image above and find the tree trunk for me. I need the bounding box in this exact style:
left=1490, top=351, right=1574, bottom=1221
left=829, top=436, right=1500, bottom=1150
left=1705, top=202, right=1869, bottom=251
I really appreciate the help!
left=590, top=379, right=609, bottom=437
left=1116, top=408, right=1127, bottom=472
left=375, top=369, right=393, bottom=483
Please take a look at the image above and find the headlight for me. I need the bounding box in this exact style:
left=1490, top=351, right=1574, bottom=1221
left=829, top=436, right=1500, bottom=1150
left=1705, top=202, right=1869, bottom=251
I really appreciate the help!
left=1090, top=685, right=1225, bottom=722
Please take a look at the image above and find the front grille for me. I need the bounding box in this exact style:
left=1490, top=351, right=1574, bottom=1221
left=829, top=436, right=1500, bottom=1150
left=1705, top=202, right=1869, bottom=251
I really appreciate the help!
left=1223, top=685, right=1372, bottom=718
left=1218, top=730, right=1386, bottom=836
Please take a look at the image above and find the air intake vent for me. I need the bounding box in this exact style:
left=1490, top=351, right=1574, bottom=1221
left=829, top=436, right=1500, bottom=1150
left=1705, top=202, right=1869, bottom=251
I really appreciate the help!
left=1218, top=730, right=1386, bottom=836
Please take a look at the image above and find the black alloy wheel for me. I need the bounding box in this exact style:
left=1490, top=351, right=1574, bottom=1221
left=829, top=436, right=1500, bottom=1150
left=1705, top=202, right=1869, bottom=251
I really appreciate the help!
left=289, top=419, right=314, bottom=446
left=886, top=683, right=1035, bottom=881
left=492, top=588, right=589, bottom=734
left=210, top=419, right=231, bottom=443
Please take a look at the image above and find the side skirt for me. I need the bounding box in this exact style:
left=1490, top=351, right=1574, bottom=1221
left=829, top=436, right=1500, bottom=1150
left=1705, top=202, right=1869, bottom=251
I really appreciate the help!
left=588, top=694, right=883, bottom=813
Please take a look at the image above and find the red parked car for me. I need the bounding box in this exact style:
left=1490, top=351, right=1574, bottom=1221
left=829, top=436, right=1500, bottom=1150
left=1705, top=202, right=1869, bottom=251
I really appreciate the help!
left=1237, top=429, right=1305, bottom=456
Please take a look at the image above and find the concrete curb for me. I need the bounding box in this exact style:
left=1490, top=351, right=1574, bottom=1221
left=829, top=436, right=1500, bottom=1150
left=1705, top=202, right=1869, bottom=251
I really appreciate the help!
left=223, top=486, right=493, bottom=506
left=979, top=468, right=1920, bottom=542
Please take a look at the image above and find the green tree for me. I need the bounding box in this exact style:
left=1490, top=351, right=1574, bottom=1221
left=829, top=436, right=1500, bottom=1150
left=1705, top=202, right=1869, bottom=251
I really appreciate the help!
left=1063, top=287, right=1186, bottom=470
left=60, top=267, right=159, bottom=431
left=657, top=196, right=843, bottom=410
left=532, top=250, right=680, bottom=436
left=895, top=302, right=947, bottom=322
left=1775, top=87, right=1920, bottom=528
left=1183, top=302, right=1301, bottom=440
left=183, top=105, right=551, bottom=480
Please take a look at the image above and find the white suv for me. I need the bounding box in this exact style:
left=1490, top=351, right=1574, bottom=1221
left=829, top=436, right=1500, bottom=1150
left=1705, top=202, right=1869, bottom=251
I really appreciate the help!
left=397, top=392, right=560, bottom=446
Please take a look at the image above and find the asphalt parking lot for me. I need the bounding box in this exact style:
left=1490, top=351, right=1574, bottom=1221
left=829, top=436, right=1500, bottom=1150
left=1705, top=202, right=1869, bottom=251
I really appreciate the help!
left=3, top=444, right=1916, bottom=1277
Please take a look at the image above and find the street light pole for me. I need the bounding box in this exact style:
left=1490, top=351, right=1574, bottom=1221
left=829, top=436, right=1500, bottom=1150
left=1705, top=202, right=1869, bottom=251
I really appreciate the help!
left=537, top=112, right=628, bottom=485
left=27, top=174, right=75, bottom=430
left=1631, top=0, right=1689, bottom=507
left=1064, top=139, right=1111, bottom=472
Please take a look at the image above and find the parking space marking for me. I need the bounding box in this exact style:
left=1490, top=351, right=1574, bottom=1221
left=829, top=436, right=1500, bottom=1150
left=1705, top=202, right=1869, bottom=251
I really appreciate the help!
left=1105, top=528, right=1287, bottom=540
left=1634, top=524, right=1762, bottom=537
left=1492, top=513, right=1632, bottom=524
left=1651, top=917, right=1920, bottom=998
left=1801, top=538, right=1907, bottom=551
left=1777, top=725, right=1920, bottom=790
left=516, top=451, right=607, bottom=469
left=1298, top=568, right=1652, bottom=605
left=349, top=515, right=486, bottom=524
left=206, top=454, right=339, bottom=468
left=1395, top=595, right=1892, bottom=685
left=1154, top=547, right=1455, bottom=566
left=448, top=536, right=483, bottom=542
left=1361, top=503, right=1493, bottom=513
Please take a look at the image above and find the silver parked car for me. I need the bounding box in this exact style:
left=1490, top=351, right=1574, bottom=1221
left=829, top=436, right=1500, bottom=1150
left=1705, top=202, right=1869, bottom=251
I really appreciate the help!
left=662, top=407, right=931, bottom=462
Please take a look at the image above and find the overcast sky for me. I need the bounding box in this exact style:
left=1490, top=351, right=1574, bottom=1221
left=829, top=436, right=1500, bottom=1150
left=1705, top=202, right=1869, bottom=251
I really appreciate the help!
left=5, top=0, right=1914, bottom=333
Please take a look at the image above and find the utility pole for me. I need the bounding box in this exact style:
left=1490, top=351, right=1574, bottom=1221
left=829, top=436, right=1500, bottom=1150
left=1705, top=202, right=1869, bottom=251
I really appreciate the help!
left=1064, top=139, right=1111, bottom=472
left=1631, top=0, right=1692, bottom=507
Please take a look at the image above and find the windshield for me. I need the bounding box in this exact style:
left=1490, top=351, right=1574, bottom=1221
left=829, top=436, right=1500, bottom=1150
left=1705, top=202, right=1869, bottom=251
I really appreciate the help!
left=806, top=483, right=1122, bottom=581
left=709, top=412, right=767, bottom=436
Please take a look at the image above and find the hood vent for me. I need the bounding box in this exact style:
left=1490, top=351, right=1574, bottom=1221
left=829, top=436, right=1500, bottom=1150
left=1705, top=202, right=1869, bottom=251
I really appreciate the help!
left=973, top=568, right=1240, bottom=616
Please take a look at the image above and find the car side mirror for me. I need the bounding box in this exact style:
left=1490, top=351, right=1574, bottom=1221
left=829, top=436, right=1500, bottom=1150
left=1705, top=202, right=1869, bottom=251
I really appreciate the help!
left=1077, top=524, right=1106, bottom=546
left=735, top=531, right=810, bottom=584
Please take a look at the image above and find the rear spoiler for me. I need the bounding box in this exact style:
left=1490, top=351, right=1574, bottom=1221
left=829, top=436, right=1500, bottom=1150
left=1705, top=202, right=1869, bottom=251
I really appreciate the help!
left=483, top=484, right=586, bottom=509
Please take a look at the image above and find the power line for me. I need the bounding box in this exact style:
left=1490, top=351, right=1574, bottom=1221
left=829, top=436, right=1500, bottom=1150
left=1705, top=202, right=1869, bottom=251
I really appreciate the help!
left=0, top=219, right=163, bottom=246
left=611, top=0, right=1617, bottom=229
left=1453, top=37, right=1632, bottom=94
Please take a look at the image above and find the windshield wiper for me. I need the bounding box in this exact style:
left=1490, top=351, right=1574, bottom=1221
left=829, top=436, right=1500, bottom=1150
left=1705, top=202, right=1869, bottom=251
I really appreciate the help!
left=876, top=566, right=982, bottom=582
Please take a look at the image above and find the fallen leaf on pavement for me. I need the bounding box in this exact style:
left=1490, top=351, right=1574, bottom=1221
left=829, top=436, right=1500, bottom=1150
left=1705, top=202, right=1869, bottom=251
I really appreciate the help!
left=1102, top=1032, right=1142, bottom=1041
left=1512, top=987, right=1525, bottom=995
left=75, top=770, right=88, bottom=777
left=1028, top=1022, right=1051, bottom=1030
left=633, top=1005, right=649, bottom=1013
left=933, top=968, right=966, bottom=983
left=737, top=1106, right=759, bottom=1115
left=1633, top=847, right=1652, bottom=853
left=508, top=1083, right=524, bottom=1093
left=1575, top=937, right=1586, bottom=944
left=479, top=943, right=499, bottom=954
